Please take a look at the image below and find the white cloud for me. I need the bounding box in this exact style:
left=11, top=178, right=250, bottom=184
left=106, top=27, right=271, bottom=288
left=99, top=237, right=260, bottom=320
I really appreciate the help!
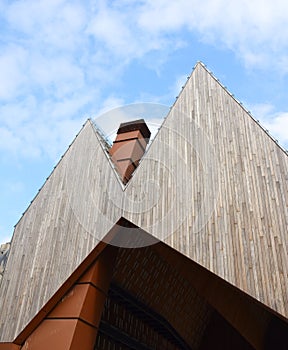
left=30, top=55, right=85, bottom=98
left=265, top=113, right=288, bottom=146
left=249, top=103, right=288, bottom=148
left=249, top=103, right=275, bottom=119
left=5, top=181, right=24, bottom=194
left=0, top=95, right=36, bottom=128
left=137, top=0, right=288, bottom=69
left=2, top=0, right=288, bottom=91
left=5, top=0, right=86, bottom=50
left=1, top=0, right=287, bottom=248
left=86, top=7, right=135, bottom=58
left=0, top=89, right=95, bottom=160
left=95, top=96, right=126, bottom=117
left=0, top=128, right=22, bottom=154
left=172, top=74, right=188, bottom=98
left=0, top=45, right=29, bottom=100
left=258, top=111, right=288, bottom=148
left=1, top=0, right=288, bottom=163
left=0, top=233, right=12, bottom=245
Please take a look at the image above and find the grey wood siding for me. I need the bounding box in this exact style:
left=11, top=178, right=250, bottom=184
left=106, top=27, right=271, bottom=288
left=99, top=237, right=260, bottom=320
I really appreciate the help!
left=125, top=63, right=288, bottom=318
left=0, top=121, right=122, bottom=341
left=0, top=62, right=287, bottom=342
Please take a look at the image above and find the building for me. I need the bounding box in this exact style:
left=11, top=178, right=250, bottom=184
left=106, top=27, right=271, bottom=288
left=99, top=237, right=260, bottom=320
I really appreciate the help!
left=0, top=243, right=10, bottom=286
left=0, top=62, right=288, bottom=349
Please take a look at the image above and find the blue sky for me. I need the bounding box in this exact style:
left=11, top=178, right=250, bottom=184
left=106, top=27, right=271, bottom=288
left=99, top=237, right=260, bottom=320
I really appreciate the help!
left=1, top=0, right=288, bottom=244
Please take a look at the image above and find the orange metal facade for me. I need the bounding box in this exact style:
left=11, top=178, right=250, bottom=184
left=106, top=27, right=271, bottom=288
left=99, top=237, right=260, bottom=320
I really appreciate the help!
left=1, top=218, right=288, bottom=349
left=0, top=245, right=117, bottom=350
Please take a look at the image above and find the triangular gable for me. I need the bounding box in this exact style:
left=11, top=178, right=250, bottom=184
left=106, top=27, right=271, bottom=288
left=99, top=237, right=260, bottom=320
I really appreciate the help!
left=0, top=121, right=122, bottom=341
left=1, top=62, right=288, bottom=343
left=125, top=62, right=288, bottom=317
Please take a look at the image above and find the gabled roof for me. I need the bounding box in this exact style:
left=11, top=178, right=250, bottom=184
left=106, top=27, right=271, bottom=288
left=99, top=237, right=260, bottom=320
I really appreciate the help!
left=1, top=62, right=288, bottom=343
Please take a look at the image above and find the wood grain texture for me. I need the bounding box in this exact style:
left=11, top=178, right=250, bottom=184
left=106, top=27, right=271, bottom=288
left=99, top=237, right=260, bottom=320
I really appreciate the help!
left=125, top=63, right=288, bottom=318
left=1, top=62, right=287, bottom=342
left=0, top=121, right=122, bottom=341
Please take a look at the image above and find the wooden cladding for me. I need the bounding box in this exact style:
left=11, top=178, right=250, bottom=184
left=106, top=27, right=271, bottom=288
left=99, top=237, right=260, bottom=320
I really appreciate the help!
left=1, top=62, right=288, bottom=344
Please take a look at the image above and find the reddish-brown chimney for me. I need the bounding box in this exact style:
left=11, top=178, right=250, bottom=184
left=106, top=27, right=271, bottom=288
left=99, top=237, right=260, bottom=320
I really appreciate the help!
left=109, top=119, right=151, bottom=184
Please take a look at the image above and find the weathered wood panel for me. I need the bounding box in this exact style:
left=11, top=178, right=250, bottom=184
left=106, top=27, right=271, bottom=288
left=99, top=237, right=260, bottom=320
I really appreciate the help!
left=1, top=62, right=288, bottom=342
left=124, top=63, right=288, bottom=317
left=0, top=121, right=122, bottom=341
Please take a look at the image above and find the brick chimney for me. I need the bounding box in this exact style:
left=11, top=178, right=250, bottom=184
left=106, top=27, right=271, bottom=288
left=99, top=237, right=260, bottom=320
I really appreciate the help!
left=109, top=119, right=151, bottom=184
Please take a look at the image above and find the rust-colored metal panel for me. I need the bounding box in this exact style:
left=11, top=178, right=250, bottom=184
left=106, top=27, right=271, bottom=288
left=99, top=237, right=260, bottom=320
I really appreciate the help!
left=117, top=119, right=151, bottom=140
left=20, top=319, right=98, bottom=350
left=21, top=319, right=77, bottom=350
left=109, top=119, right=150, bottom=184
left=47, top=284, right=106, bottom=328
left=0, top=344, right=20, bottom=350
left=110, top=139, right=145, bottom=163
left=17, top=246, right=117, bottom=349
left=13, top=241, right=109, bottom=346
left=114, top=129, right=147, bottom=148
left=115, top=159, right=136, bottom=183
left=78, top=251, right=116, bottom=293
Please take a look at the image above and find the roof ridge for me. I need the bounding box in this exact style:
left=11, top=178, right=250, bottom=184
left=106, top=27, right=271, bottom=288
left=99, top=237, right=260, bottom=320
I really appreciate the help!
left=90, top=119, right=126, bottom=189
left=193, top=62, right=288, bottom=157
